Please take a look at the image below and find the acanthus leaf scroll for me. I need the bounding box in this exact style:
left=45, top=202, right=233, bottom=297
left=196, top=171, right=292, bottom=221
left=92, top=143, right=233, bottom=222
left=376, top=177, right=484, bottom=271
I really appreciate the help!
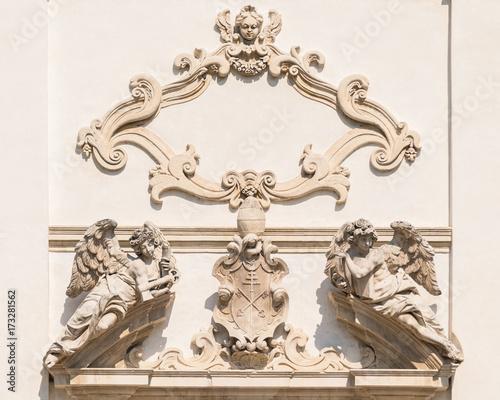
left=77, top=6, right=421, bottom=210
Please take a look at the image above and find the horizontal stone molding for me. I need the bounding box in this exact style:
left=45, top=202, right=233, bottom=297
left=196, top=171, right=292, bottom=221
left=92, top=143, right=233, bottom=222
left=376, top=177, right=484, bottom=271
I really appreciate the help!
left=53, top=368, right=452, bottom=399
left=49, top=226, right=452, bottom=253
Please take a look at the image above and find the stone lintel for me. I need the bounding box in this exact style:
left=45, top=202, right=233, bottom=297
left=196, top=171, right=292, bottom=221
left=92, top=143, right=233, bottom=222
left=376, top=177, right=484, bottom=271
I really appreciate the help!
left=54, top=368, right=447, bottom=399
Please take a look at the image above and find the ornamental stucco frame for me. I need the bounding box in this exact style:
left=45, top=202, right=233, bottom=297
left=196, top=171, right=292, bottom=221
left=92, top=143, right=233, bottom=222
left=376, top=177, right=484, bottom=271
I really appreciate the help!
left=76, top=7, right=421, bottom=210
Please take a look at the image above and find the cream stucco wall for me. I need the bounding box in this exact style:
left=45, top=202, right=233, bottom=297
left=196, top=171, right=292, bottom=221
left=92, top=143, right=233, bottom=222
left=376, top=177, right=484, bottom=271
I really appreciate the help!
left=451, top=0, right=500, bottom=398
left=1, top=0, right=499, bottom=399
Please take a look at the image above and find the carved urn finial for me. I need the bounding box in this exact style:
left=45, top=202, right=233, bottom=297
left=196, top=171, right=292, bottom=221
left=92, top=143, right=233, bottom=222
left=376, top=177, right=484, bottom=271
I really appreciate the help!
left=237, top=196, right=265, bottom=236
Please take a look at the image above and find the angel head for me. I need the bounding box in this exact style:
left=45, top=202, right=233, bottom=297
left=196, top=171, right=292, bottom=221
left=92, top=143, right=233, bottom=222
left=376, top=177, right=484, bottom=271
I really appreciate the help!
left=130, top=221, right=164, bottom=260
left=347, top=219, right=378, bottom=252
left=235, top=5, right=263, bottom=41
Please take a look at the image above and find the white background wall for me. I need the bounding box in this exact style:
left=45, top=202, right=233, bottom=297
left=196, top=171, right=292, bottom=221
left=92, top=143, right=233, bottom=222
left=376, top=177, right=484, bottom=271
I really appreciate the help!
left=1, top=0, right=499, bottom=399
left=0, top=1, right=49, bottom=400
left=451, top=0, right=500, bottom=398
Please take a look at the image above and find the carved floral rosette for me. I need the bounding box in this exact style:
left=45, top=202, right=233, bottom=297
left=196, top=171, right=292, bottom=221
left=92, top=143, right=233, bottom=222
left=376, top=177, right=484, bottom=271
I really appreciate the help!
left=76, top=6, right=421, bottom=210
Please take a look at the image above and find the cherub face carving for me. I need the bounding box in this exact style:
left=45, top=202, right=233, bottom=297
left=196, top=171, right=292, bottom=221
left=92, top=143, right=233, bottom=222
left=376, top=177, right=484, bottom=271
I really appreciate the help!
left=354, top=234, right=373, bottom=252
left=140, top=238, right=156, bottom=259
left=239, top=16, right=260, bottom=41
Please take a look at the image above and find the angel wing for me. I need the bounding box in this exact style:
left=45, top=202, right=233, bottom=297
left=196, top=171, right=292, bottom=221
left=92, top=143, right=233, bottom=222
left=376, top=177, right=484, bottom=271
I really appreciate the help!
left=216, top=9, right=234, bottom=43
left=325, top=222, right=353, bottom=293
left=387, top=221, right=442, bottom=296
left=65, top=219, right=130, bottom=298
left=261, top=10, right=282, bottom=44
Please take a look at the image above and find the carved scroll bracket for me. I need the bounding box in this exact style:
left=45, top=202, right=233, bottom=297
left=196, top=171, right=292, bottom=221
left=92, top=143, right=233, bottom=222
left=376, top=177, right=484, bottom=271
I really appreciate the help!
left=77, top=6, right=421, bottom=210
left=125, top=322, right=375, bottom=372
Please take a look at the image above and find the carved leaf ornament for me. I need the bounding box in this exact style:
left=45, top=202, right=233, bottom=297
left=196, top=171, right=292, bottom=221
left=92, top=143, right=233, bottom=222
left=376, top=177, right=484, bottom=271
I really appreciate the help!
left=77, top=6, right=421, bottom=210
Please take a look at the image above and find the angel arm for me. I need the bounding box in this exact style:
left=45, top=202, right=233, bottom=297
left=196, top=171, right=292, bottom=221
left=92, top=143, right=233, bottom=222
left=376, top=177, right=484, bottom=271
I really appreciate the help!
left=341, top=251, right=383, bottom=279
left=127, top=259, right=155, bottom=302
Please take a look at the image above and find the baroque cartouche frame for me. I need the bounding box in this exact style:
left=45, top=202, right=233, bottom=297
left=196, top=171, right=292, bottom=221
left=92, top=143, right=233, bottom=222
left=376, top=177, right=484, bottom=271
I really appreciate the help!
left=76, top=6, right=421, bottom=210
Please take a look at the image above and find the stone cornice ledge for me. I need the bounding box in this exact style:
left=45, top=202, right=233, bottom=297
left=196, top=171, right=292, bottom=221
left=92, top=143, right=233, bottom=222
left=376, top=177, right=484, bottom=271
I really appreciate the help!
left=49, top=226, right=452, bottom=253
left=52, top=368, right=454, bottom=399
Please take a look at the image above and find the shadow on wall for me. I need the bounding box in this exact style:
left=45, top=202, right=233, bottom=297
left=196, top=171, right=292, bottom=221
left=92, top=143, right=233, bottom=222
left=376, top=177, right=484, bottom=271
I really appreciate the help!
left=130, top=296, right=176, bottom=362
left=60, top=292, right=86, bottom=326
left=314, top=278, right=362, bottom=361
left=204, top=291, right=218, bottom=311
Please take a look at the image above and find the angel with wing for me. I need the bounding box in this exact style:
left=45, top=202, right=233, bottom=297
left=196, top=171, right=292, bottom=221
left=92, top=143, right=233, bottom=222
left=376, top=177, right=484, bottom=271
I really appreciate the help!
left=325, top=218, right=463, bottom=362
left=44, top=220, right=179, bottom=368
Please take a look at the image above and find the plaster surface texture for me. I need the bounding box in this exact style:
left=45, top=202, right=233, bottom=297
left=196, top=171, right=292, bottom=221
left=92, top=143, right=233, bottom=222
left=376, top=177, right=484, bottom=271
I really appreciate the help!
left=451, top=1, right=500, bottom=399
left=0, top=1, right=49, bottom=399
left=48, top=0, right=449, bottom=227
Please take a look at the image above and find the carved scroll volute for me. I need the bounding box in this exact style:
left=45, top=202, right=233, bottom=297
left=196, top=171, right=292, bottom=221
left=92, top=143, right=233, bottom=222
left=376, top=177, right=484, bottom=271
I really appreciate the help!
left=77, top=74, right=163, bottom=171
left=76, top=5, right=424, bottom=211
left=336, top=75, right=421, bottom=171
left=212, top=198, right=289, bottom=367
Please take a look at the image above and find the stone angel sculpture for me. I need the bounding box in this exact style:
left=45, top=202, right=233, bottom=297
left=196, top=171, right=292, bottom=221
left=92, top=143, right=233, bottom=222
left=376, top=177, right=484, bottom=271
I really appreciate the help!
left=44, top=219, right=179, bottom=368
left=325, top=218, right=463, bottom=362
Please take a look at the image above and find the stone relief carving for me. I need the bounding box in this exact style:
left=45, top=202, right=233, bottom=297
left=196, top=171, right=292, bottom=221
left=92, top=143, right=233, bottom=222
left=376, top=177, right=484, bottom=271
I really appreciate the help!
left=216, top=5, right=282, bottom=76
left=77, top=5, right=421, bottom=210
left=45, top=213, right=459, bottom=399
left=125, top=197, right=375, bottom=371
left=211, top=196, right=289, bottom=368
left=124, top=325, right=232, bottom=370
left=43, top=219, right=180, bottom=370
left=325, top=219, right=463, bottom=363
left=266, top=324, right=375, bottom=371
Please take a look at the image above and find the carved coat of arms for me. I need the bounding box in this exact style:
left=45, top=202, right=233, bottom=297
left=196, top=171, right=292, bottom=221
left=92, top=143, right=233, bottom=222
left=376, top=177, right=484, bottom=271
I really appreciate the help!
left=212, top=197, right=288, bottom=366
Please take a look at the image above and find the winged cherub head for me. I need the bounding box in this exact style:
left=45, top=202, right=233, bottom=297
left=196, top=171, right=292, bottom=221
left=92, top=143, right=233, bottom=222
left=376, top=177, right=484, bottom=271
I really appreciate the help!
left=130, top=221, right=163, bottom=258
left=235, top=5, right=263, bottom=41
